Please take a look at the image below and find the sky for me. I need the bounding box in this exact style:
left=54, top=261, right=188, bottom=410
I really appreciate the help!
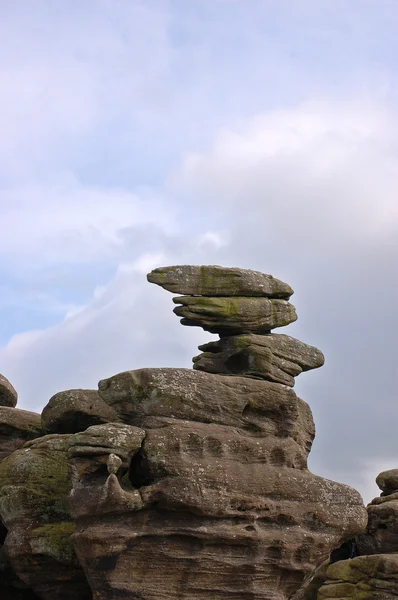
left=1, top=0, right=398, bottom=503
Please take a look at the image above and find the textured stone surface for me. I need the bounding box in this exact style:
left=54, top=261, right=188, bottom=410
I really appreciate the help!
left=193, top=333, right=324, bottom=385
left=0, top=407, right=43, bottom=461
left=98, top=367, right=315, bottom=451
left=0, top=434, right=91, bottom=600
left=376, top=468, right=398, bottom=495
left=173, top=295, right=297, bottom=335
left=60, top=367, right=369, bottom=600
left=356, top=488, right=398, bottom=555
left=318, top=555, right=398, bottom=599
left=0, top=374, right=18, bottom=407
left=42, top=388, right=121, bottom=433
left=147, top=265, right=294, bottom=298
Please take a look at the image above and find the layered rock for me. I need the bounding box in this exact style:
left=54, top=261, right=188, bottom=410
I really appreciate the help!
left=70, top=367, right=366, bottom=600
left=318, top=555, right=398, bottom=599
left=147, top=265, right=294, bottom=298
left=0, top=264, right=368, bottom=599
left=0, top=407, right=43, bottom=461
left=0, top=434, right=91, bottom=600
left=0, top=373, right=18, bottom=407
left=317, top=469, right=398, bottom=599
left=193, top=333, right=324, bottom=386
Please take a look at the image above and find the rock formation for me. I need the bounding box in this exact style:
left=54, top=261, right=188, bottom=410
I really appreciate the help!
left=0, top=265, right=368, bottom=599
left=317, top=468, right=398, bottom=599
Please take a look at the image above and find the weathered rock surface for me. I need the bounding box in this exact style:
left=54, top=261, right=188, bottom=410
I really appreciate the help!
left=61, top=366, right=367, bottom=600
left=376, top=468, right=398, bottom=495
left=98, top=367, right=315, bottom=451
left=318, top=555, right=398, bottom=599
left=0, top=264, right=370, bottom=600
left=148, top=265, right=294, bottom=298
left=0, top=407, right=43, bottom=461
left=193, top=333, right=324, bottom=385
left=173, top=295, right=297, bottom=335
left=0, top=374, right=18, bottom=407
left=42, top=388, right=121, bottom=433
left=0, top=434, right=91, bottom=600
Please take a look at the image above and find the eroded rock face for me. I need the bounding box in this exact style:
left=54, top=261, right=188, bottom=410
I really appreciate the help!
left=42, top=388, right=121, bottom=434
left=0, top=374, right=18, bottom=407
left=193, top=333, right=324, bottom=385
left=173, top=295, right=297, bottom=335
left=0, top=264, right=369, bottom=599
left=69, top=366, right=367, bottom=600
left=0, top=407, right=43, bottom=461
left=0, top=434, right=91, bottom=600
left=318, top=555, right=398, bottom=599
left=147, top=265, right=294, bottom=298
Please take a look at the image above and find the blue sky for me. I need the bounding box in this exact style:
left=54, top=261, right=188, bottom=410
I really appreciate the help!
left=1, top=0, right=398, bottom=501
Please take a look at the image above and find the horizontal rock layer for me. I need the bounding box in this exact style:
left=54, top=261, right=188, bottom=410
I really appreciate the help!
left=193, top=333, right=324, bottom=385
left=97, top=368, right=315, bottom=451
left=318, top=555, right=398, bottom=599
left=147, top=265, right=293, bottom=298
left=173, top=296, right=297, bottom=335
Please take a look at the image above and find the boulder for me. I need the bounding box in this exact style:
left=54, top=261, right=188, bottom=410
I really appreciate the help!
left=42, top=388, right=121, bottom=434
left=318, top=555, right=398, bottom=599
left=0, top=374, right=18, bottom=407
left=376, top=468, right=398, bottom=495
left=173, top=295, right=297, bottom=335
left=0, top=407, right=43, bottom=461
left=193, top=333, right=324, bottom=385
left=147, top=265, right=293, bottom=298
left=0, top=434, right=91, bottom=600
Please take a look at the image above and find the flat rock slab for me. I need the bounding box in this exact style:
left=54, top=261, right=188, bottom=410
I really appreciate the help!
left=0, top=407, right=43, bottom=461
left=0, top=374, right=18, bottom=407
left=173, top=296, right=297, bottom=335
left=41, top=389, right=121, bottom=434
left=147, top=265, right=293, bottom=298
left=193, top=333, right=324, bottom=385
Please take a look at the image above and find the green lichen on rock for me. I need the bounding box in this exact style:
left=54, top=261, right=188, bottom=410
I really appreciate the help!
left=30, top=522, right=77, bottom=563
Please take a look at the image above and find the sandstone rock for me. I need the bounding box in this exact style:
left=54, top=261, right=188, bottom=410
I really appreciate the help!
left=0, top=374, right=18, bottom=407
left=356, top=497, right=398, bottom=555
left=0, top=407, right=43, bottom=461
left=68, top=423, right=145, bottom=523
left=376, top=468, right=398, bottom=495
left=98, top=368, right=315, bottom=451
left=193, top=333, right=324, bottom=385
left=61, top=366, right=368, bottom=600
left=42, top=388, right=121, bottom=434
left=318, top=554, right=398, bottom=599
left=290, top=560, right=329, bottom=600
left=0, top=434, right=91, bottom=600
left=147, top=265, right=294, bottom=298
left=173, top=295, right=297, bottom=335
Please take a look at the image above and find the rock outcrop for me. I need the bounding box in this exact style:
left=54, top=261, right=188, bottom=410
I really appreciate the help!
left=0, top=374, right=18, bottom=408
left=0, top=433, right=91, bottom=599
left=318, top=468, right=398, bottom=599
left=0, top=266, right=368, bottom=599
